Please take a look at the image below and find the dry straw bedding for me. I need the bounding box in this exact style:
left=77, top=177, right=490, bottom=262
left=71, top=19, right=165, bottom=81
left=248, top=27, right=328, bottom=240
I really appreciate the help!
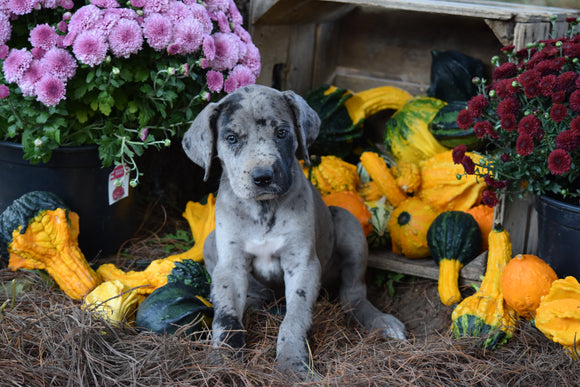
left=1, top=268, right=579, bottom=387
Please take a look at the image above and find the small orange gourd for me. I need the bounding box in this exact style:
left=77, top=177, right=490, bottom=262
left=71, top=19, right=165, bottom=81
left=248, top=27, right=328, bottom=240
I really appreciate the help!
left=323, top=191, right=372, bottom=237
left=387, top=197, right=439, bottom=259
left=501, top=254, right=558, bottom=320
left=465, top=204, right=494, bottom=251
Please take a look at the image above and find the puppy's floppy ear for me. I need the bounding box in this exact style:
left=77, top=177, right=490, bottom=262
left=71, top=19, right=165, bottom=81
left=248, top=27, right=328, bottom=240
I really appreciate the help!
left=182, top=102, right=220, bottom=181
left=282, top=90, right=321, bottom=165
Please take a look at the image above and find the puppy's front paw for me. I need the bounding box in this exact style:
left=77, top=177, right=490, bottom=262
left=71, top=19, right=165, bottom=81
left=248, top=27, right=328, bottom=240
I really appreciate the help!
left=371, top=313, right=407, bottom=340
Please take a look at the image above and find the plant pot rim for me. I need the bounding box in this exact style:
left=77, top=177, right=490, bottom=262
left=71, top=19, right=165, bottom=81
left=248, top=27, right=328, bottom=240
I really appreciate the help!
left=0, top=140, right=102, bottom=168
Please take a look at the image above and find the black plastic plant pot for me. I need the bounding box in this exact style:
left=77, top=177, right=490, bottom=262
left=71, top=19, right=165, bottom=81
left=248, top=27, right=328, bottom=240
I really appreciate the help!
left=0, top=141, right=137, bottom=260
left=535, top=195, right=580, bottom=279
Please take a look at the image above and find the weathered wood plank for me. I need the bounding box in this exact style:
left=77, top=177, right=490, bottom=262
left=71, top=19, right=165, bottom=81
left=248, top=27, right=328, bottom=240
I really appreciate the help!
left=368, top=249, right=487, bottom=284
left=253, top=0, right=579, bottom=25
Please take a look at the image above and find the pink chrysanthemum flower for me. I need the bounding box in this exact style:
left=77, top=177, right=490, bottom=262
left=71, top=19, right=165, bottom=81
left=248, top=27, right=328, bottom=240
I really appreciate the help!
left=202, top=35, right=216, bottom=61
left=73, top=30, right=108, bottom=66
left=208, top=32, right=240, bottom=71
left=3, top=48, right=33, bottom=83
left=143, top=13, right=172, bottom=51
left=108, top=18, right=143, bottom=58
left=227, top=0, right=243, bottom=26
left=31, top=47, right=46, bottom=60
left=548, top=149, right=571, bottom=175
left=7, top=0, right=36, bottom=15
left=224, top=64, right=255, bottom=93
left=29, top=24, right=59, bottom=50
left=166, top=1, right=193, bottom=24
left=241, top=42, right=260, bottom=77
left=18, top=60, right=43, bottom=96
left=167, top=42, right=180, bottom=55
left=0, top=45, right=10, bottom=60
left=0, top=12, right=11, bottom=46
left=173, top=20, right=204, bottom=54
left=216, top=11, right=230, bottom=33
left=39, top=0, right=60, bottom=8
left=234, top=24, right=251, bottom=43
left=206, top=70, right=223, bottom=93
left=41, top=47, right=77, bottom=81
left=35, top=74, right=66, bottom=106
left=63, top=4, right=103, bottom=46
left=61, top=0, right=74, bottom=10
left=143, top=0, right=170, bottom=15
left=206, top=0, right=229, bottom=14
left=0, top=84, right=9, bottom=99
left=91, top=0, right=120, bottom=8
left=131, top=0, right=145, bottom=7
left=188, top=3, right=213, bottom=35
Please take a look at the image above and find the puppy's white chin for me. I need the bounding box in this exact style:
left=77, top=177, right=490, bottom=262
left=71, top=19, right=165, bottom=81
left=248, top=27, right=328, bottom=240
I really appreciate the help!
left=253, top=193, right=278, bottom=200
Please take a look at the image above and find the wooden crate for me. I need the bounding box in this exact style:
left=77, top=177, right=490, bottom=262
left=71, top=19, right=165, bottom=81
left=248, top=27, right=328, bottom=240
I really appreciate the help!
left=249, top=0, right=578, bottom=282
left=250, top=0, right=579, bottom=95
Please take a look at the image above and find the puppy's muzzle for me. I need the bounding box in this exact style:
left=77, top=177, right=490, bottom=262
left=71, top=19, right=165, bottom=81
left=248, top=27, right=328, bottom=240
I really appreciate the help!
left=251, top=167, right=274, bottom=187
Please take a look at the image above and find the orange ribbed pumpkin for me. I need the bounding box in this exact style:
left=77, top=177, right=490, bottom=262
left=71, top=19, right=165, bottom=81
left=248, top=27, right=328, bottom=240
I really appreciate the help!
left=501, top=254, right=558, bottom=319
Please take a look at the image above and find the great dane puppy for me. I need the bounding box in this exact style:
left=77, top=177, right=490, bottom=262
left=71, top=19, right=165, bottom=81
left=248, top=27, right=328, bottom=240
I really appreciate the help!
left=182, top=84, right=406, bottom=374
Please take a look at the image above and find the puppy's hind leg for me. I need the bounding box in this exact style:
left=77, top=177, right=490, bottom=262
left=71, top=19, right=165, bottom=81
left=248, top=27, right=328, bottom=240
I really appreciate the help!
left=329, top=207, right=407, bottom=340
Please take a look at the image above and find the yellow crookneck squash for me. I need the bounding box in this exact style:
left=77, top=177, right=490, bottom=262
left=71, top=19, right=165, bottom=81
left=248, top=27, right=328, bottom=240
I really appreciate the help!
left=451, top=224, right=518, bottom=349
left=97, top=194, right=216, bottom=295
left=360, top=151, right=407, bottom=207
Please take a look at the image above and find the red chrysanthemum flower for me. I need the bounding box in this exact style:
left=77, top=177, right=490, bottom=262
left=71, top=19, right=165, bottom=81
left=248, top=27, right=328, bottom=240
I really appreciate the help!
left=452, top=144, right=467, bottom=164
left=484, top=174, right=508, bottom=189
left=539, top=74, right=556, bottom=96
left=492, top=62, right=518, bottom=81
left=500, top=44, right=515, bottom=53
left=481, top=190, right=499, bottom=208
left=552, top=90, right=566, bottom=104
left=461, top=155, right=476, bottom=174
left=548, top=149, right=572, bottom=175
left=519, top=69, right=540, bottom=86
left=571, top=116, right=580, bottom=135
left=500, top=153, right=510, bottom=162
left=456, top=108, right=474, bottom=130
left=467, top=94, right=488, bottom=118
left=496, top=97, right=520, bottom=118
left=555, top=130, right=580, bottom=152
left=516, top=134, right=534, bottom=156
left=563, top=42, right=580, bottom=58
left=517, top=114, right=541, bottom=136
left=494, top=79, right=518, bottom=99
left=569, top=90, right=580, bottom=112
left=473, top=120, right=492, bottom=139
left=549, top=103, right=568, bottom=123
left=556, top=71, right=578, bottom=93
left=500, top=114, right=517, bottom=132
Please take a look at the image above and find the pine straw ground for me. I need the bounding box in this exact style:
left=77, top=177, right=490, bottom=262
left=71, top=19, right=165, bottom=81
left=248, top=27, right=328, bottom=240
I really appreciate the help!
left=1, top=199, right=579, bottom=386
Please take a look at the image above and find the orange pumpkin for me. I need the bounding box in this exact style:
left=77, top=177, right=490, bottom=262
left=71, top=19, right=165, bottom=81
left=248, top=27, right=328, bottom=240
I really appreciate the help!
left=501, top=254, right=558, bottom=319
left=323, top=191, right=372, bottom=237
left=465, top=204, right=494, bottom=251
left=387, top=197, right=439, bottom=259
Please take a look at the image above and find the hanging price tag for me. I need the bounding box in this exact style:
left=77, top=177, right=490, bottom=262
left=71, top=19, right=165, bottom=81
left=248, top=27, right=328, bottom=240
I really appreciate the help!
left=108, top=165, right=130, bottom=205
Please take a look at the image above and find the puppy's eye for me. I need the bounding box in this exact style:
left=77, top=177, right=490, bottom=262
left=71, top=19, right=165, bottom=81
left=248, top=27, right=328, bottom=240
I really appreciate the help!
left=276, top=128, right=288, bottom=139
left=226, top=134, right=238, bottom=144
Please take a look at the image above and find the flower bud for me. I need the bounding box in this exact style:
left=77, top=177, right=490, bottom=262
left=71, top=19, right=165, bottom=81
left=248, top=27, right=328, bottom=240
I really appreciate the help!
left=164, top=139, right=171, bottom=147
left=489, top=89, right=496, bottom=98
left=130, top=180, right=138, bottom=188
left=112, top=67, right=120, bottom=76
left=167, top=67, right=175, bottom=76
left=34, top=138, right=42, bottom=147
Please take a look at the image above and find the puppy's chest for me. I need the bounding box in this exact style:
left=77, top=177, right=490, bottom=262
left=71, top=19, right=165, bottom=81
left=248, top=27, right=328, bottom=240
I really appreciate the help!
left=244, top=235, right=286, bottom=285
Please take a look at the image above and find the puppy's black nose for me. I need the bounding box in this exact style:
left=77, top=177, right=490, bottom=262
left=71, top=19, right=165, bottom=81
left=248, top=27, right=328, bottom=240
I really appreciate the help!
left=252, top=167, right=273, bottom=187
